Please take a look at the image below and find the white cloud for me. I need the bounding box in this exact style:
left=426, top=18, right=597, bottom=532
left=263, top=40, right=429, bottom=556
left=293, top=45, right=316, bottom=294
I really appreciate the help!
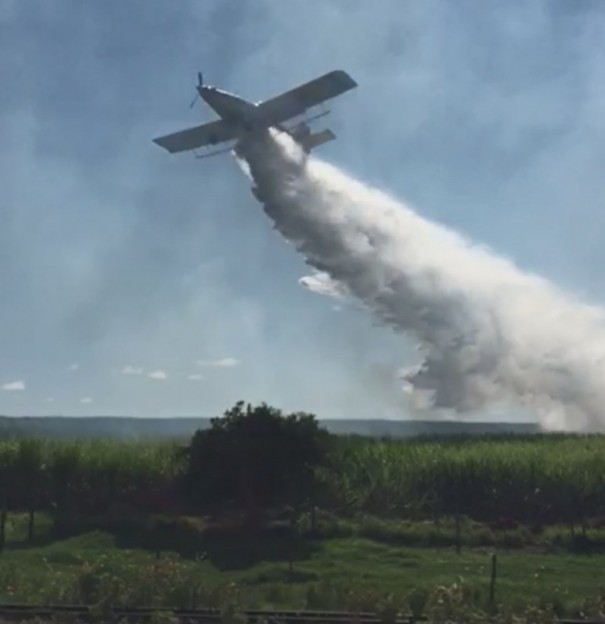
left=2, top=380, right=25, bottom=391
left=148, top=370, right=167, bottom=380
left=196, top=357, right=240, bottom=368
left=45, top=397, right=55, bottom=403
left=187, top=373, right=204, bottom=381
left=121, top=365, right=144, bottom=375
left=80, top=397, right=93, bottom=404
left=68, top=363, right=79, bottom=372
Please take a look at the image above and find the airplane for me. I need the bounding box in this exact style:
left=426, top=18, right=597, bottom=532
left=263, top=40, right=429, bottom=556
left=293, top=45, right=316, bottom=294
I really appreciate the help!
left=152, top=69, right=358, bottom=159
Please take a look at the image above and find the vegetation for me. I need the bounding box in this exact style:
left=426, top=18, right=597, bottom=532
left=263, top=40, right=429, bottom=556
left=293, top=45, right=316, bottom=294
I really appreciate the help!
left=0, top=410, right=605, bottom=536
left=325, top=434, right=605, bottom=526
left=181, top=401, right=331, bottom=520
left=0, top=402, right=604, bottom=618
left=1, top=514, right=605, bottom=620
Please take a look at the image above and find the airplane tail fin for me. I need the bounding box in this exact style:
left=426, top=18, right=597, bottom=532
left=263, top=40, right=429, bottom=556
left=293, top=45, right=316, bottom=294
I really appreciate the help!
left=298, top=128, right=336, bottom=152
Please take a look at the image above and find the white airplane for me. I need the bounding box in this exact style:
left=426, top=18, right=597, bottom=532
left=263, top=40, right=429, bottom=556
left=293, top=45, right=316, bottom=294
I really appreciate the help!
left=152, top=69, right=357, bottom=159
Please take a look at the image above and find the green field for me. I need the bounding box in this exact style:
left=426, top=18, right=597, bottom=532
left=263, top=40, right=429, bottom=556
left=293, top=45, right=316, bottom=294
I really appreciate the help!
left=1, top=513, right=604, bottom=618
left=2, top=434, right=605, bottom=525
left=1, top=432, right=605, bottom=619
left=326, top=434, right=605, bottom=524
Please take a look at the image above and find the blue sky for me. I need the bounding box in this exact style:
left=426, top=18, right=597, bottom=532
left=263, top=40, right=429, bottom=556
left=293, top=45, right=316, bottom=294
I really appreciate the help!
left=2, top=0, right=605, bottom=419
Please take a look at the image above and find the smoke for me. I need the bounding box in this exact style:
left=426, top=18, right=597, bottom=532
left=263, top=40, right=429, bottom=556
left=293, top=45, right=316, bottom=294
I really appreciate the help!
left=236, top=130, right=605, bottom=432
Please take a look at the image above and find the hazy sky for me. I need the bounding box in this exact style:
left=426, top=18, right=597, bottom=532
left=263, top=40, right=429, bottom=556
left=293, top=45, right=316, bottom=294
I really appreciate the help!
left=2, top=0, right=605, bottom=418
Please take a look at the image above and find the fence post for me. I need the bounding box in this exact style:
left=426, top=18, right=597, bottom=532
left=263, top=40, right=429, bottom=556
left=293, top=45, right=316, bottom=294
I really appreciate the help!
left=27, top=506, right=35, bottom=544
left=489, top=552, right=497, bottom=605
left=309, top=468, right=317, bottom=535
left=0, top=488, right=7, bottom=554
left=455, top=513, right=461, bottom=554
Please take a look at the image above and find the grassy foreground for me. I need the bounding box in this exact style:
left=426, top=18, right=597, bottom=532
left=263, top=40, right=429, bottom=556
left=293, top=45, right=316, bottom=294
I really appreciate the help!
left=1, top=514, right=604, bottom=619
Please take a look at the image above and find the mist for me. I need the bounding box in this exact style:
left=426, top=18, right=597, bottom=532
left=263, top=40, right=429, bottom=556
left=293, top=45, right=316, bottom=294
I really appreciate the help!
left=237, top=131, right=605, bottom=431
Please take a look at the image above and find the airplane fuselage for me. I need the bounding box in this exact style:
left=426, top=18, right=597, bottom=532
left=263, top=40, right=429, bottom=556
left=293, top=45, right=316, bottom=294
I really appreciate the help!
left=200, top=86, right=258, bottom=130
left=199, top=85, right=301, bottom=146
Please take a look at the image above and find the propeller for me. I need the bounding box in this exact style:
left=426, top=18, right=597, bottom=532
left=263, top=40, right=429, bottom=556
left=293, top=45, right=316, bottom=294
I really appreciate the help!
left=188, top=72, right=204, bottom=109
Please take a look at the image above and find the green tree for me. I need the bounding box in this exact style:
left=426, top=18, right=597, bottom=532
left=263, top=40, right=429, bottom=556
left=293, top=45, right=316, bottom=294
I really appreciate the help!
left=182, top=401, right=332, bottom=521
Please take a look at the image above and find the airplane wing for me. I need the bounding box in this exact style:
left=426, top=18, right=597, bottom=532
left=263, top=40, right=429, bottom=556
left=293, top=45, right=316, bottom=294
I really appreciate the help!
left=153, top=119, right=237, bottom=153
left=256, top=70, right=357, bottom=125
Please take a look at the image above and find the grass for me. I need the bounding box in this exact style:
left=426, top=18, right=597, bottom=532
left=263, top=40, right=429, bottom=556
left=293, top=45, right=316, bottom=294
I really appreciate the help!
left=325, top=434, right=605, bottom=523
left=4, top=433, right=605, bottom=525
left=0, top=514, right=604, bottom=618
left=330, top=513, right=605, bottom=553
left=2, top=433, right=605, bottom=618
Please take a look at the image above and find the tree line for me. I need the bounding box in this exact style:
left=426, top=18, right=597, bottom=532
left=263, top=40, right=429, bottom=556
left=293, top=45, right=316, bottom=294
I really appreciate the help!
left=0, top=402, right=332, bottom=548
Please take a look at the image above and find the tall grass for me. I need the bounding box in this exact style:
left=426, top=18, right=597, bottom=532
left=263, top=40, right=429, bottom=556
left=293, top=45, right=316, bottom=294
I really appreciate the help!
left=1, top=434, right=605, bottom=525
left=0, top=438, right=184, bottom=516
left=322, top=434, right=605, bottom=524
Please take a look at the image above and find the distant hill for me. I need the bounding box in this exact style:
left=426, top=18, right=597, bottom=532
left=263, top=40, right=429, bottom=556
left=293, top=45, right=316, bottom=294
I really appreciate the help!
left=0, top=415, right=541, bottom=440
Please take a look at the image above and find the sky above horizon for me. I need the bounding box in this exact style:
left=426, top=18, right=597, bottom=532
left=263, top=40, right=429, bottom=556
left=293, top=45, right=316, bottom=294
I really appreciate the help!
left=2, top=0, right=605, bottom=419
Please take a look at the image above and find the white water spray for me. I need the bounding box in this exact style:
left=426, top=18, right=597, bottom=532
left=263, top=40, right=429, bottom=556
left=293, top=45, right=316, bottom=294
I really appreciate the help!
left=236, top=131, right=605, bottom=431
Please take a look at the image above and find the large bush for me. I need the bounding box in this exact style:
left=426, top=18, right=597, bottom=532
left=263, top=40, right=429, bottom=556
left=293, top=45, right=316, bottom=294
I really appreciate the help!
left=181, top=401, right=332, bottom=516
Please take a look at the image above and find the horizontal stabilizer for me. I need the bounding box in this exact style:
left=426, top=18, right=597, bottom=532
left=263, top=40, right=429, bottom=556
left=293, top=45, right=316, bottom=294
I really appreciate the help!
left=298, top=129, right=336, bottom=152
